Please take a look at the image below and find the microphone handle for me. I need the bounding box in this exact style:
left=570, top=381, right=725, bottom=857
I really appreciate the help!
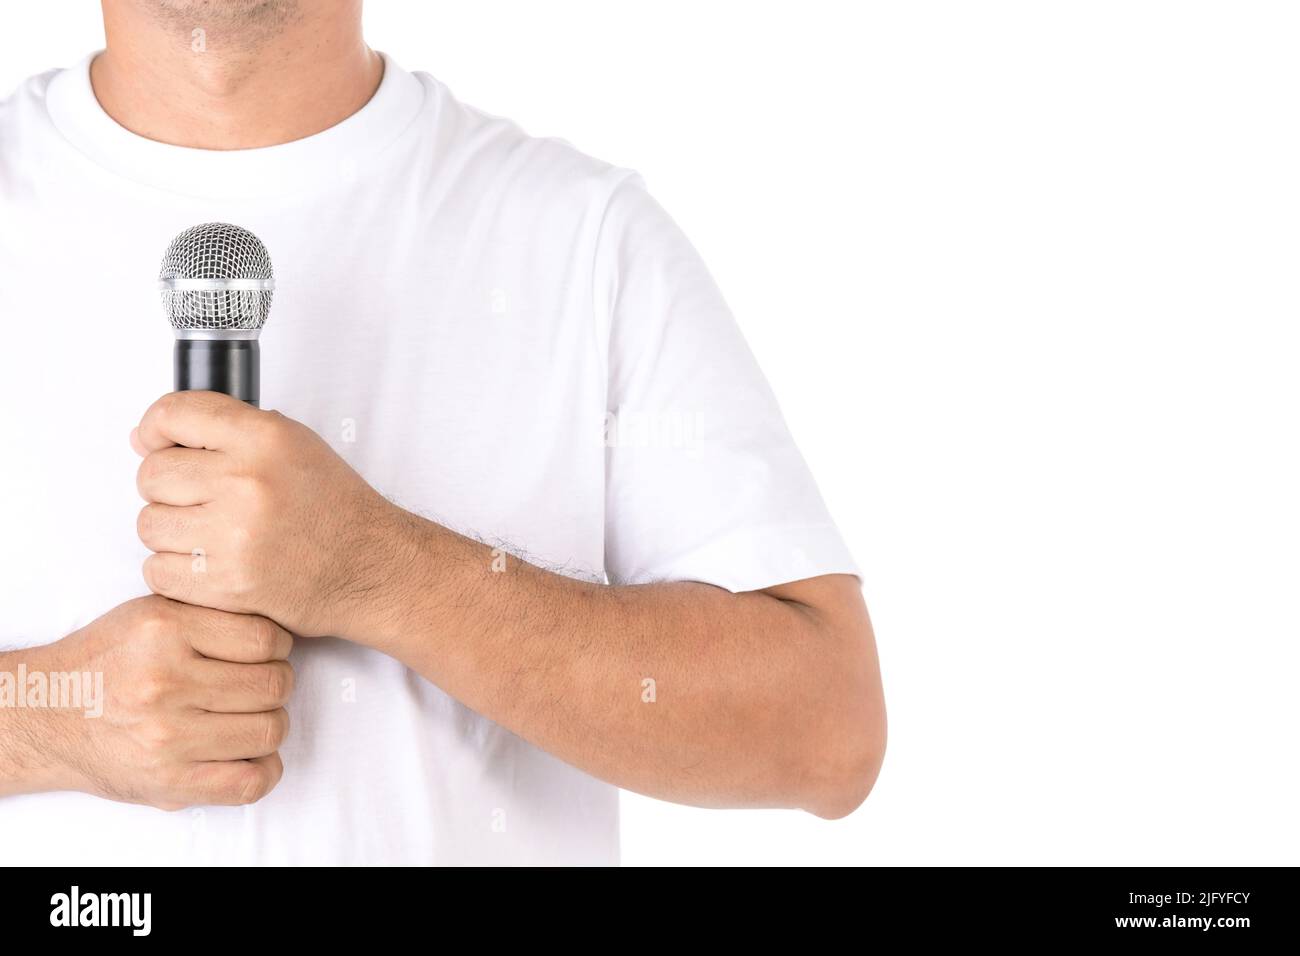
left=174, top=339, right=260, bottom=407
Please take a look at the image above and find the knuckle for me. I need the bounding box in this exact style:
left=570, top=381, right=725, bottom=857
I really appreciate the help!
left=239, top=471, right=271, bottom=508
left=264, top=661, right=293, bottom=704
left=142, top=555, right=168, bottom=592
left=228, top=568, right=256, bottom=600
left=139, top=717, right=178, bottom=753
left=136, top=504, right=162, bottom=543
left=135, top=457, right=157, bottom=495
left=133, top=673, right=169, bottom=708
left=132, top=599, right=172, bottom=642
left=235, top=764, right=273, bottom=805
left=222, top=555, right=260, bottom=600
left=144, top=555, right=188, bottom=599
left=256, top=410, right=285, bottom=438
left=161, top=764, right=216, bottom=810
left=228, top=520, right=256, bottom=556
left=146, top=782, right=191, bottom=812
left=260, top=709, right=290, bottom=751
left=247, top=617, right=277, bottom=660
left=153, top=762, right=189, bottom=794
left=149, top=392, right=181, bottom=431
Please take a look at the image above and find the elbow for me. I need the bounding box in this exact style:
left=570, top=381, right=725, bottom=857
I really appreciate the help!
left=807, top=718, right=886, bottom=820
left=751, top=580, right=887, bottom=819
left=799, top=686, right=887, bottom=820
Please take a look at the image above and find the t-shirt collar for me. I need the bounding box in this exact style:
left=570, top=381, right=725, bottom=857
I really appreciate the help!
left=43, top=50, right=426, bottom=200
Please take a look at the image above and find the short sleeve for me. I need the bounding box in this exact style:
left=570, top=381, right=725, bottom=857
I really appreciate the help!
left=598, top=175, right=858, bottom=591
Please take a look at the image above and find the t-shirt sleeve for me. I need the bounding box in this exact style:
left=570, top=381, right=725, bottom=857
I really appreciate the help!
left=597, top=174, right=858, bottom=591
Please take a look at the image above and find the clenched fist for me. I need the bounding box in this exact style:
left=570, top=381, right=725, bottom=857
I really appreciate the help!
left=15, top=596, right=293, bottom=810
left=132, top=391, right=406, bottom=640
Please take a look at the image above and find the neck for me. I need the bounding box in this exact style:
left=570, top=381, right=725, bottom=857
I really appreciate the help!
left=92, top=0, right=382, bottom=150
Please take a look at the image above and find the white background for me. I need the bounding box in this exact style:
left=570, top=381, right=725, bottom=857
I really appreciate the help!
left=3, top=1, right=1297, bottom=865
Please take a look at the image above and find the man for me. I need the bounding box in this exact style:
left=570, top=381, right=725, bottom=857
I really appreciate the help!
left=0, top=0, right=885, bottom=865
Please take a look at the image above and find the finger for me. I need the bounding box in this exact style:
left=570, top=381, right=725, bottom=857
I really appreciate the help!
left=142, top=551, right=224, bottom=610
left=129, top=427, right=147, bottom=457
left=180, top=709, right=290, bottom=762
left=137, top=446, right=223, bottom=505
left=180, top=753, right=283, bottom=807
left=185, top=610, right=294, bottom=663
left=190, top=659, right=294, bottom=713
left=137, top=503, right=212, bottom=554
left=136, top=390, right=258, bottom=454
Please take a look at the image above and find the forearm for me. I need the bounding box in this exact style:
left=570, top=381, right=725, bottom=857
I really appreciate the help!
left=0, top=647, right=77, bottom=798
left=353, top=512, right=884, bottom=817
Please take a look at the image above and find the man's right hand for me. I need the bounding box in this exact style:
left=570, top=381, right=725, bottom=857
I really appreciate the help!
left=0, top=595, right=293, bottom=810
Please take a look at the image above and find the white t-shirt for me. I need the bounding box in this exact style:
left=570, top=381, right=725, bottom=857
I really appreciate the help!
left=0, top=53, right=856, bottom=865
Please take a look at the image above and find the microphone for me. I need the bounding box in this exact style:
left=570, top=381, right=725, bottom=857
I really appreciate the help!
left=158, top=223, right=275, bottom=407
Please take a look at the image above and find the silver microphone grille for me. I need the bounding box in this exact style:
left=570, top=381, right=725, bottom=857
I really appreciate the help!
left=159, top=223, right=275, bottom=331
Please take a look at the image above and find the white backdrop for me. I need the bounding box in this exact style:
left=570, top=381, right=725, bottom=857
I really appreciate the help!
left=3, top=1, right=1297, bottom=866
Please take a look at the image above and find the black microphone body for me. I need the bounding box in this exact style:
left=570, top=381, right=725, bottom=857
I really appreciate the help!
left=174, top=339, right=260, bottom=406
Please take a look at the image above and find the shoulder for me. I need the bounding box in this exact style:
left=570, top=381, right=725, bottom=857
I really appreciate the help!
left=412, top=71, right=642, bottom=217
left=0, top=67, right=60, bottom=141
left=0, top=67, right=64, bottom=192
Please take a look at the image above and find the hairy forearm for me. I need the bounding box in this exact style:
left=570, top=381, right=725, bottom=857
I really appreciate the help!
left=0, top=647, right=73, bottom=798
left=353, top=511, right=885, bottom=817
